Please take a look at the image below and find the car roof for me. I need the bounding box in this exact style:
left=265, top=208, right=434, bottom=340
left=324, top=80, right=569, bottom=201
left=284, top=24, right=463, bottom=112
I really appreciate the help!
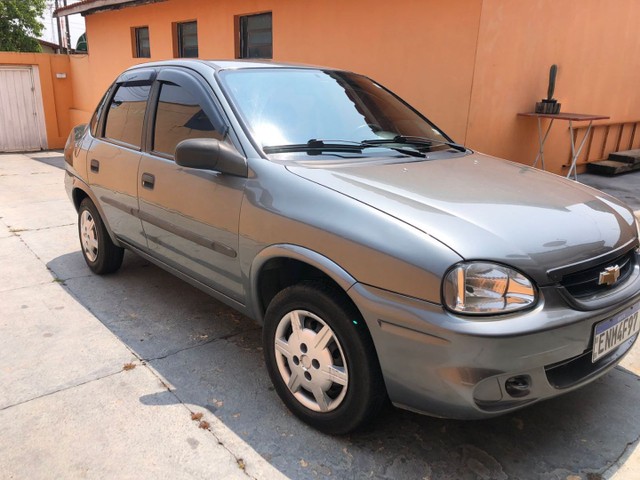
left=124, top=59, right=341, bottom=75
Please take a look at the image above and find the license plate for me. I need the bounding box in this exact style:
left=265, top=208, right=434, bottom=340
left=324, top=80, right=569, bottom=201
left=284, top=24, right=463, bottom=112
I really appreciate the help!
left=592, top=302, right=640, bottom=362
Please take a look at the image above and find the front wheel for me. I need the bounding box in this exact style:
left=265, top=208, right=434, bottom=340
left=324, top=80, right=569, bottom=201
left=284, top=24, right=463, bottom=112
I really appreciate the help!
left=263, top=282, right=386, bottom=434
left=78, top=198, right=124, bottom=274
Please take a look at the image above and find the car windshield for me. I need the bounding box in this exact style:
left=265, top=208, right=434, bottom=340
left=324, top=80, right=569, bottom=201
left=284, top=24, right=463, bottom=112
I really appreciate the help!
left=219, top=68, right=453, bottom=155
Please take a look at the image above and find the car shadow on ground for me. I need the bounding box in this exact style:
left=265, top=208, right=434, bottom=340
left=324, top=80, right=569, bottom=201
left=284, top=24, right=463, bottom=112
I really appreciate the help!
left=48, top=251, right=640, bottom=480
left=27, top=152, right=65, bottom=170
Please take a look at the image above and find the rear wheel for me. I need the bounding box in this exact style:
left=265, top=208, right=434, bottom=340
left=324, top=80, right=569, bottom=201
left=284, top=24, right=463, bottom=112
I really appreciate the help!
left=78, top=198, right=124, bottom=274
left=263, top=281, right=386, bottom=434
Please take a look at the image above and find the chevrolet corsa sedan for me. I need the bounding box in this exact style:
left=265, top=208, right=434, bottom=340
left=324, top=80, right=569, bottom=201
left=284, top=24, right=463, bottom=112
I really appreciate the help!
left=64, top=60, right=640, bottom=434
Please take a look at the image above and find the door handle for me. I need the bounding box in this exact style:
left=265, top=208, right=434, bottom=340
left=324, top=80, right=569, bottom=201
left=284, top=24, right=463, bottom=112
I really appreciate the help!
left=90, top=159, right=99, bottom=173
left=141, top=172, right=155, bottom=190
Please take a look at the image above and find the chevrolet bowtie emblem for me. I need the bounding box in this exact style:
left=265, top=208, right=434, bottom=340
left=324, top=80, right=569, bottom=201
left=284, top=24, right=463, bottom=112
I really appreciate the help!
left=598, top=265, right=621, bottom=286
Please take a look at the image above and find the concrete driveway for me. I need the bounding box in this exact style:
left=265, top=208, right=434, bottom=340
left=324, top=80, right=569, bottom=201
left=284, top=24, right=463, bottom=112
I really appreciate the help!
left=2, top=151, right=640, bottom=480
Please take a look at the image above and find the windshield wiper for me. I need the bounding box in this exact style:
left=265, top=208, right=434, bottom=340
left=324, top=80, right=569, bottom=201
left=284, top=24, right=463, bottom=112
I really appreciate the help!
left=364, top=135, right=467, bottom=153
left=263, top=140, right=362, bottom=155
left=263, top=139, right=426, bottom=158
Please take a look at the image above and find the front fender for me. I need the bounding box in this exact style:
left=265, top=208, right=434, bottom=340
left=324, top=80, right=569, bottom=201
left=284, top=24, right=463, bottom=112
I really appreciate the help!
left=248, top=244, right=357, bottom=322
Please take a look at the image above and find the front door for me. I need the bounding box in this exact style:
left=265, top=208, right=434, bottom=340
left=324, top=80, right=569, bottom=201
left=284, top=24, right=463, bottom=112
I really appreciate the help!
left=137, top=68, right=245, bottom=302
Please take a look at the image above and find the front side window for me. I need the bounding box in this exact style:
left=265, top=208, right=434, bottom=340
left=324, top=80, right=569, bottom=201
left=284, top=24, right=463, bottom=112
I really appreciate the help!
left=153, top=82, right=223, bottom=156
left=133, top=26, right=150, bottom=58
left=238, top=12, right=272, bottom=59
left=176, top=21, right=198, bottom=58
left=103, top=84, right=151, bottom=148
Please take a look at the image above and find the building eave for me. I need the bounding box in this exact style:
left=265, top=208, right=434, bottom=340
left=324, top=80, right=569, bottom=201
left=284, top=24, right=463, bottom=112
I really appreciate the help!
left=54, top=0, right=167, bottom=18
left=37, top=38, right=62, bottom=50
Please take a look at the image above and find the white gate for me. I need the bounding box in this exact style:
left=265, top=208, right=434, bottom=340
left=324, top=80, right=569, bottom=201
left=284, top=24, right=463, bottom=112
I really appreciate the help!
left=0, top=66, right=48, bottom=152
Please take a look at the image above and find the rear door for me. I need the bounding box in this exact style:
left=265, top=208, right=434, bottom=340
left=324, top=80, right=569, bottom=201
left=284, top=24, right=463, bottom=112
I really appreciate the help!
left=86, top=69, right=155, bottom=248
left=137, top=67, right=246, bottom=302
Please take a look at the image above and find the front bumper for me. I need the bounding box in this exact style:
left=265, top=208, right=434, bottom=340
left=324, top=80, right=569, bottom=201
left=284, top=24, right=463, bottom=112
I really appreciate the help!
left=347, top=278, right=640, bottom=419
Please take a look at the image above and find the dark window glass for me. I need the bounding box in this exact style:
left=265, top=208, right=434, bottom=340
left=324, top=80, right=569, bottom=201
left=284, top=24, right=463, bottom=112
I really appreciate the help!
left=90, top=90, right=109, bottom=136
left=89, top=110, right=98, bottom=135
left=153, top=82, right=223, bottom=156
left=239, top=13, right=272, bottom=59
left=104, top=84, right=151, bottom=147
left=134, top=27, right=150, bottom=58
left=177, top=21, right=198, bottom=58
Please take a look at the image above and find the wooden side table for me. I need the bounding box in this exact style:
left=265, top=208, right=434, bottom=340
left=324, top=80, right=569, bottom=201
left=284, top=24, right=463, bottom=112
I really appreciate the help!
left=518, top=112, right=610, bottom=180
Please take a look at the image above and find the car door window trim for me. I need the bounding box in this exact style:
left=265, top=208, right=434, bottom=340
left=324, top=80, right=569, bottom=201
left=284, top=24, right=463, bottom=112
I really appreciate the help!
left=155, top=68, right=227, bottom=136
left=101, top=85, right=152, bottom=150
left=95, top=68, right=157, bottom=149
left=143, top=70, right=228, bottom=159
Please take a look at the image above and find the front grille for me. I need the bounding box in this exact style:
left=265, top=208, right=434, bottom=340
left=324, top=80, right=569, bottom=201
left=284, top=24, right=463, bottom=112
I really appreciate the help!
left=560, top=249, right=635, bottom=299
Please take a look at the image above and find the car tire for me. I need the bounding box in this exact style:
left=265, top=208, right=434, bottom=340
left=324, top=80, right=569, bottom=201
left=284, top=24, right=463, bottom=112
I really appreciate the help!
left=78, top=198, right=124, bottom=274
left=263, top=281, right=386, bottom=434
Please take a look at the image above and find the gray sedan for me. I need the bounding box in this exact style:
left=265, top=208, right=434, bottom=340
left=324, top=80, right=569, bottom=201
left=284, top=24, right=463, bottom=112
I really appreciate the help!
left=64, top=60, right=640, bottom=434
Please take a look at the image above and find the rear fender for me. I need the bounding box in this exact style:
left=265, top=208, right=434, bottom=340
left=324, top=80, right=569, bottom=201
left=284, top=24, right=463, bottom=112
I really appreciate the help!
left=68, top=176, right=122, bottom=248
left=64, top=124, right=89, bottom=168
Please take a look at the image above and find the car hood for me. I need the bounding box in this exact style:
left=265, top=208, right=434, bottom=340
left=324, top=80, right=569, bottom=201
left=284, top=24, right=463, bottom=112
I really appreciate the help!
left=287, top=153, right=638, bottom=284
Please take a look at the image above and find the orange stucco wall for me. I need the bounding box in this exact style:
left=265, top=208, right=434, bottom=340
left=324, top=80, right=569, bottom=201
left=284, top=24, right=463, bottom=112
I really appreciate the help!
left=69, top=53, right=97, bottom=127
left=73, top=0, right=482, bottom=142
left=66, top=0, right=640, bottom=174
left=467, top=0, right=640, bottom=173
left=0, top=52, right=72, bottom=148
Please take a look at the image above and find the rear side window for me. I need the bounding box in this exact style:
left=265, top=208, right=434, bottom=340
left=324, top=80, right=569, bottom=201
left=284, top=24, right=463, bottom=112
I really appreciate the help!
left=104, top=84, right=151, bottom=148
left=89, top=90, right=109, bottom=137
left=153, top=82, right=223, bottom=156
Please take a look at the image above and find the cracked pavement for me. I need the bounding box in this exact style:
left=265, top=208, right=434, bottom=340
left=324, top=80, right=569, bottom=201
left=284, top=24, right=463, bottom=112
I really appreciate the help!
left=2, top=151, right=640, bottom=479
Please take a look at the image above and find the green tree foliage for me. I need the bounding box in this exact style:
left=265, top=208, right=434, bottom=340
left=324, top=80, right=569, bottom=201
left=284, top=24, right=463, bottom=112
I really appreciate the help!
left=0, top=0, right=47, bottom=52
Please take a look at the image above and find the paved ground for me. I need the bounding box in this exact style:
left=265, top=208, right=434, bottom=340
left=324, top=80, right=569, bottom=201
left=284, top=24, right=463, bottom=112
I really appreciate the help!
left=1, top=152, right=640, bottom=479
left=578, top=171, right=640, bottom=212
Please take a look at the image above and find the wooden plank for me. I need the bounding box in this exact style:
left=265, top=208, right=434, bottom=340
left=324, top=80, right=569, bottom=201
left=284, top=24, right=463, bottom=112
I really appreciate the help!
left=585, top=126, right=595, bottom=162
left=609, top=150, right=640, bottom=164
left=615, top=124, right=624, bottom=151
left=600, top=125, right=611, bottom=160
left=587, top=159, right=640, bottom=176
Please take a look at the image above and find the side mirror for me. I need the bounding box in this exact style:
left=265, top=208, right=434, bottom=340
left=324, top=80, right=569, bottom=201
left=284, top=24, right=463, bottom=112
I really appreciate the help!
left=175, top=138, right=247, bottom=177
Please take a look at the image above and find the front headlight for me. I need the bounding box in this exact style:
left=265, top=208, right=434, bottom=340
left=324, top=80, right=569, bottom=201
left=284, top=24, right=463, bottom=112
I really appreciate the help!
left=442, top=262, right=537, bottom=315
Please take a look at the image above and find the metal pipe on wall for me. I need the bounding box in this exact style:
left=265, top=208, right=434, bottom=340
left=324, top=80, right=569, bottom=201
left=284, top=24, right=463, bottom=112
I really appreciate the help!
left=54, top=0, right=66, bottom=53
left=63, top=0, right=72, bottom=52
